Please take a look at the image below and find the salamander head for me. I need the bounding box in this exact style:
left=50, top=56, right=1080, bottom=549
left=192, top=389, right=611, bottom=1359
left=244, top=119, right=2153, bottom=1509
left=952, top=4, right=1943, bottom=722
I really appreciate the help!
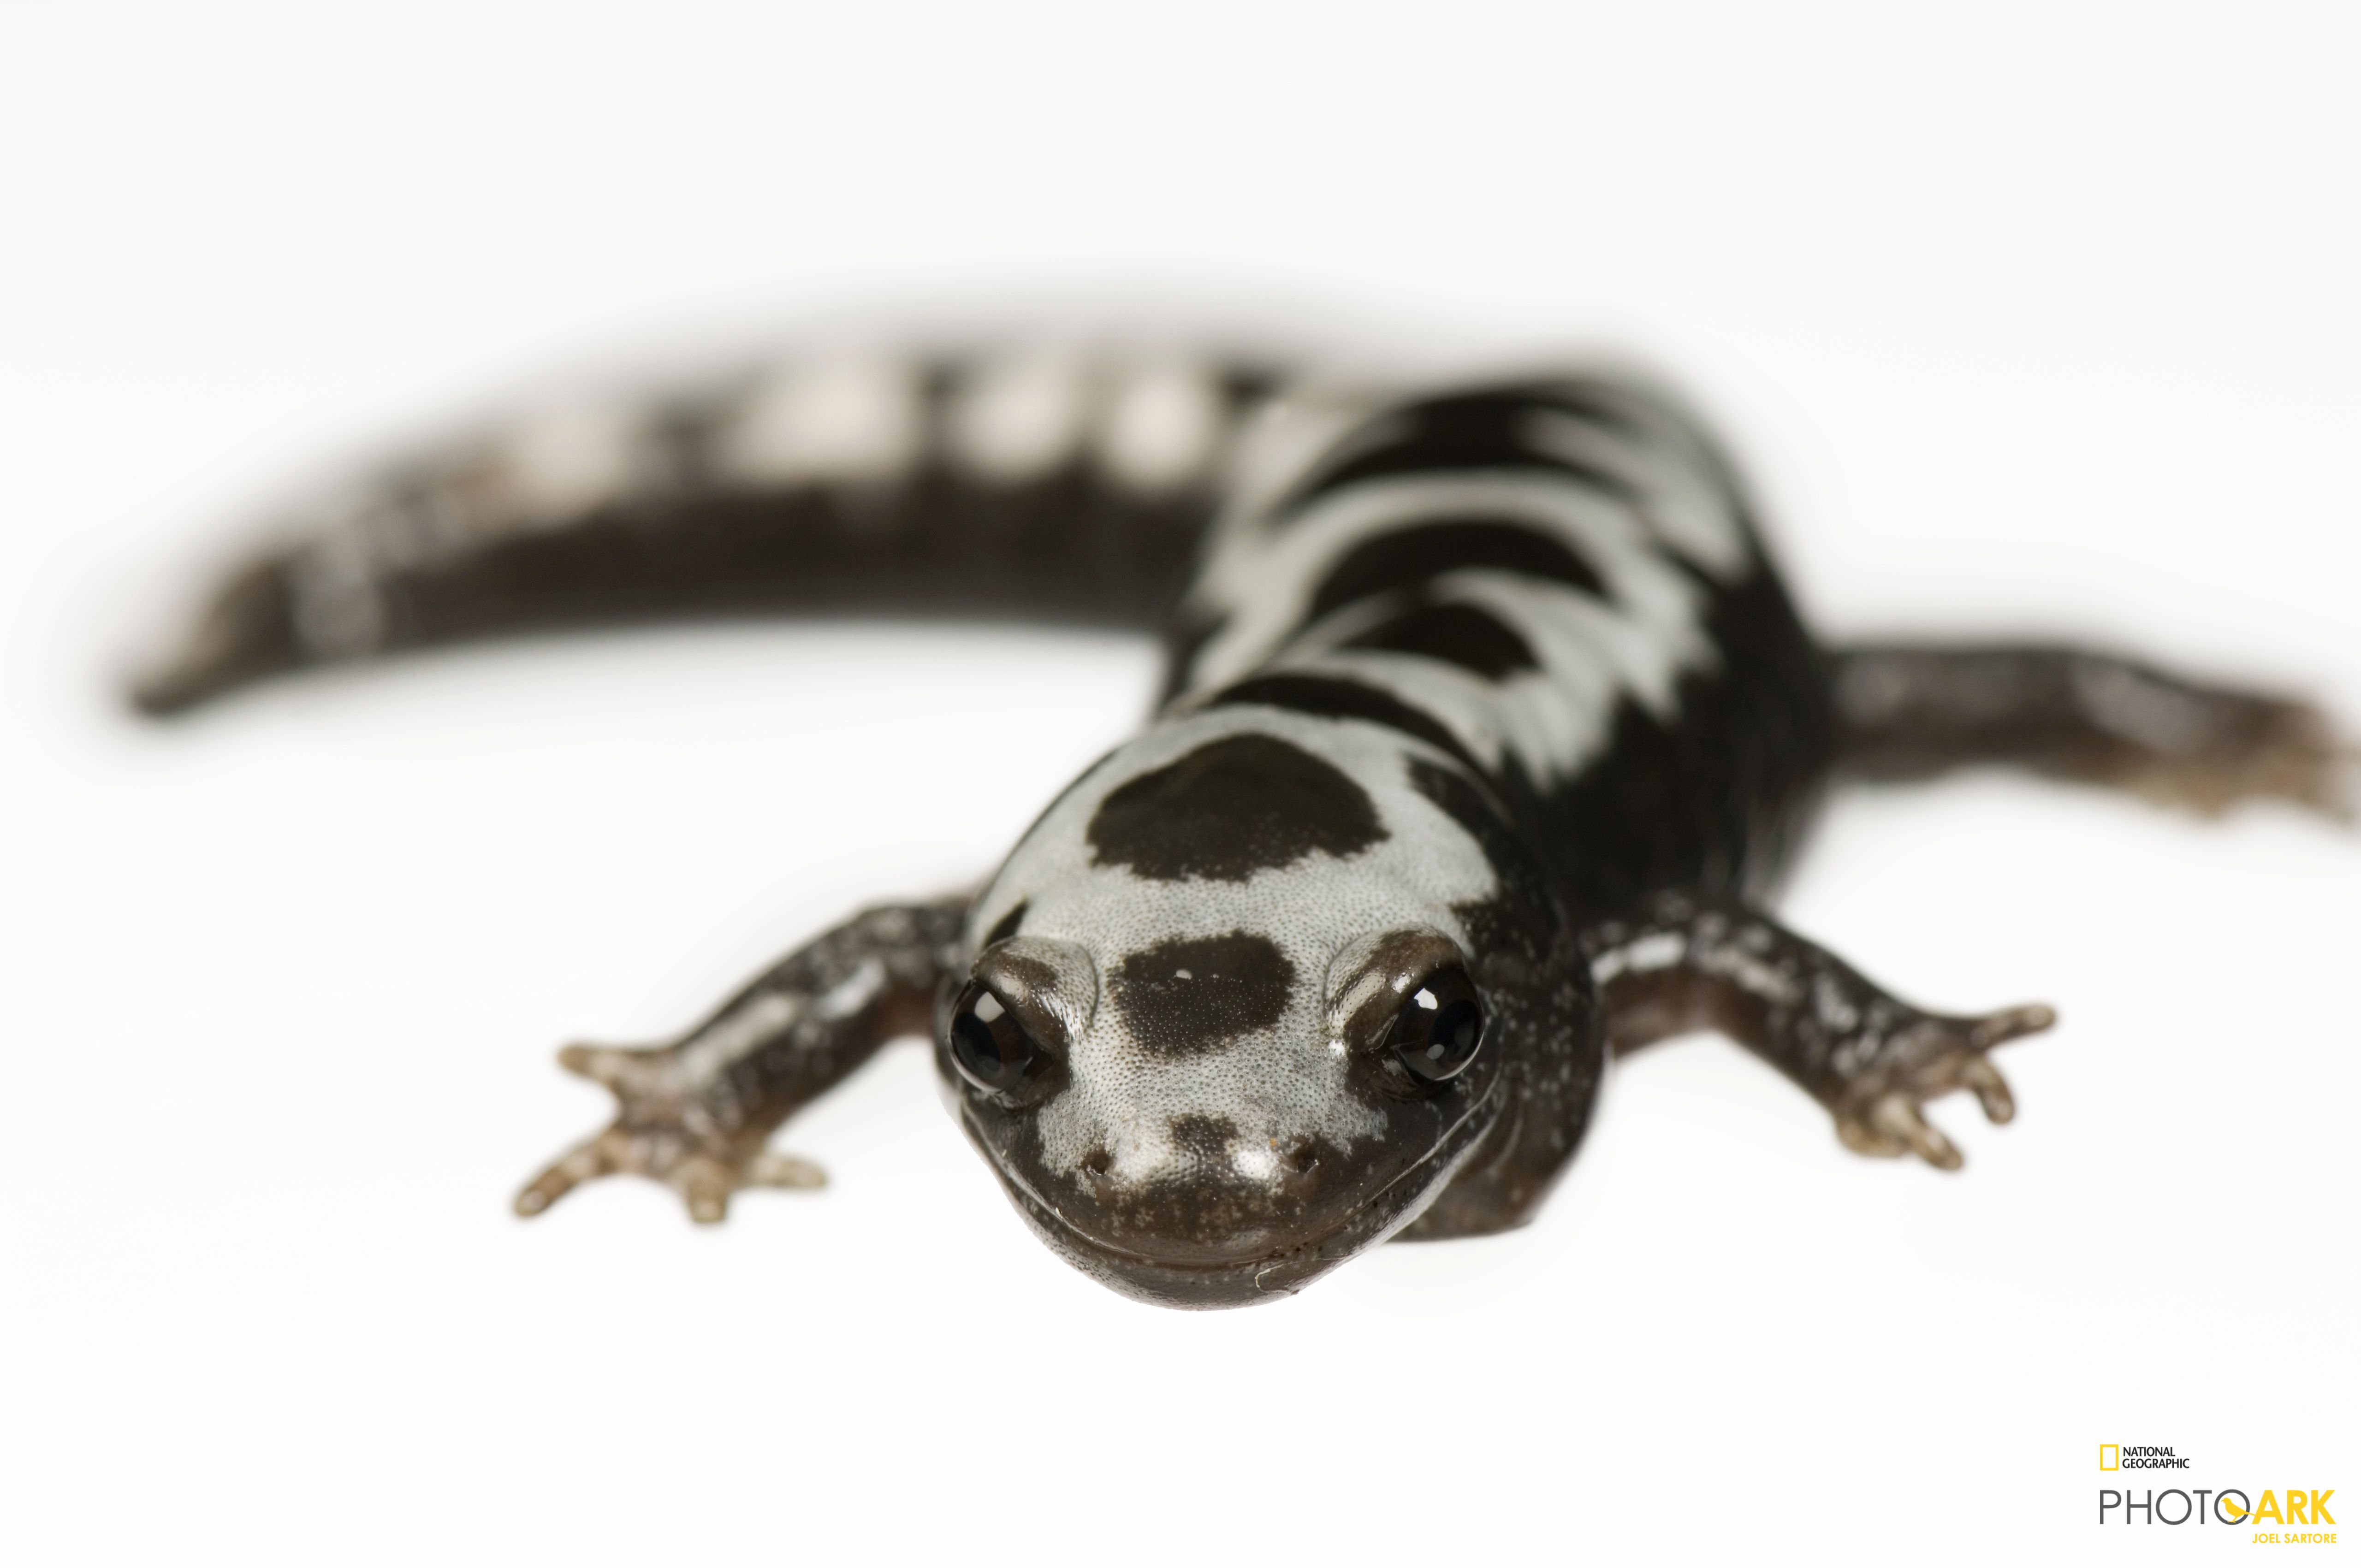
left=939, top=706, right=1568, bottom=1308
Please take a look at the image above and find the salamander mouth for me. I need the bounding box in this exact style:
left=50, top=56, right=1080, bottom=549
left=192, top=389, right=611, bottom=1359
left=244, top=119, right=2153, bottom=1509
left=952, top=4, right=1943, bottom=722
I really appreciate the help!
left=962, top=1069, right=1507, bottom=1309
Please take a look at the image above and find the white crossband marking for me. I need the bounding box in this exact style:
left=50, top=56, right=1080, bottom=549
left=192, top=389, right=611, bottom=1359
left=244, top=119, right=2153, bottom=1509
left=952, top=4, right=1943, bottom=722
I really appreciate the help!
left=716, top=357, right=923, bottom=486
left=1096, top=361, right=1224, bottom=493
left=497, top=404, right=652, bottom=522
left=948, top=353, right=1089, bottom=483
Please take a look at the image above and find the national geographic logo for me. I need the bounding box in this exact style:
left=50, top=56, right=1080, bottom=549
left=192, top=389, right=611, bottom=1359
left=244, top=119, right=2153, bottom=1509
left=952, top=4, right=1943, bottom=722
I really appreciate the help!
left=2102, top=1444, right=2189, bottom=1471
left=2098, top=1441, right=2337, bottom=1540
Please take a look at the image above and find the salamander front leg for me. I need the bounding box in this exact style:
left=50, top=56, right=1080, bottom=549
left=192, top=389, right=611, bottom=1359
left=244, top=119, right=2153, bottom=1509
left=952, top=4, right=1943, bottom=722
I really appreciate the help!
left=1583, top=892, right=2056, bottom=1169
left=515, top=899, right=967, bottom=1222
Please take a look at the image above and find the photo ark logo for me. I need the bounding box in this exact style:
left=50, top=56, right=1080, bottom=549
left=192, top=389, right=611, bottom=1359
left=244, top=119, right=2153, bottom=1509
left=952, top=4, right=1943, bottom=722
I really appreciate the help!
left=2096, top=1439, right=2337, bottom=1541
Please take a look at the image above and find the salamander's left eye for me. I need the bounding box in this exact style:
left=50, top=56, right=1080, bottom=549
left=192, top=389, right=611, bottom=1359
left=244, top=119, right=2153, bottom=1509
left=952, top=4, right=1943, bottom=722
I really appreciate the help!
left=948, top=981, right=1048, bottom=1096
left=1386, top=966, right=1485, bottom=1083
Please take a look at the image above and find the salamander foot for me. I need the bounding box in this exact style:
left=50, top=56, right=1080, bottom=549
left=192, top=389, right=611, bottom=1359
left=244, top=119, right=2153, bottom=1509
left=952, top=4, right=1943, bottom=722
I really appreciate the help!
left=1830, top=1003, right=2055, bottom=1170
left=513, top=1042, right=825, bottom=1224
left=2118, top=689, right=2355, bottom=820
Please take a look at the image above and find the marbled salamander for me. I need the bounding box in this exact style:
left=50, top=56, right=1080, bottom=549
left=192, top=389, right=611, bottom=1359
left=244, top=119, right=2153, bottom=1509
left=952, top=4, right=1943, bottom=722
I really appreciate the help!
left=134, top=344, right=2351, bottom=1307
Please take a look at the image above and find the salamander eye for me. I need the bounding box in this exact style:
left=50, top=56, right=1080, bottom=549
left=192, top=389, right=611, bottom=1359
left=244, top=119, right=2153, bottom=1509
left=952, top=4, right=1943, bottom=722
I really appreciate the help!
left=1386, top=966, right=1485, bottom=1084
left=948, top=981, right=1047, bottom=1095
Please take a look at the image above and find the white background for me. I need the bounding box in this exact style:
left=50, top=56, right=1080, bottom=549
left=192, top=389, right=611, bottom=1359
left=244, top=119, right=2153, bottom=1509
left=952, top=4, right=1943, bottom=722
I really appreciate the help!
left=2, top=3, right=2355, bottom=1562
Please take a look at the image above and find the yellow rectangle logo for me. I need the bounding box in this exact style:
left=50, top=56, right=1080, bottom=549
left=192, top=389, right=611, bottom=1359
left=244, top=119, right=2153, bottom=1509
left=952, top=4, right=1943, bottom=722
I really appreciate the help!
left=2100, top=1444, right=2119, bottom=1471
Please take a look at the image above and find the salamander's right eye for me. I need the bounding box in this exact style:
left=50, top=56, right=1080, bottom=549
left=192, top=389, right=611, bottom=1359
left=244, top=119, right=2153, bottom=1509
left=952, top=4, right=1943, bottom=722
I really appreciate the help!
left=948, top=981, right=1047, bottom=1096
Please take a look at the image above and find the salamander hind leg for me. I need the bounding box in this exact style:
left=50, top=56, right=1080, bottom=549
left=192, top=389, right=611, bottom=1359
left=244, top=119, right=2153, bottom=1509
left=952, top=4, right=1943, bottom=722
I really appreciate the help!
left=1584, top=893, right=2056, bottom=1170
left=515, top=899, right=966, bottom=1223
left=1831, top=642, right=2355, bottom=819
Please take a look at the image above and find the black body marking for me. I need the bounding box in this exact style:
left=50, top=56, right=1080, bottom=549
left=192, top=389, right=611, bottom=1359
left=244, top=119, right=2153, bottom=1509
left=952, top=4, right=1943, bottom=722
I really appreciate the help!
left=1279, top=388, right=1645, bottom=515
left=1339, top=599, right=1540, bottom=679
left=1305, top=519, right=1608, bottom=623
left=1512, top=561, right=1837, bottom=913
left=1168, top=1114, right=1242, bottom=1165
left=1086, top=733, right=1385, bottom=882
left=131, top=339, right=2350, bottom=1307
left=1404, top=757, right=1558, bottom=941
left=1205, top=674, right=1486, bottom=771
left=1110, top=932, right=1296, bottom=1057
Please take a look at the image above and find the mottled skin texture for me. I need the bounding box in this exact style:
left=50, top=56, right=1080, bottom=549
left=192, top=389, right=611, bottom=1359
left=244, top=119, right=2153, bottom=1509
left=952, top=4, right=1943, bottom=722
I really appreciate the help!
left=133, top=342, right=2353, bottom=1308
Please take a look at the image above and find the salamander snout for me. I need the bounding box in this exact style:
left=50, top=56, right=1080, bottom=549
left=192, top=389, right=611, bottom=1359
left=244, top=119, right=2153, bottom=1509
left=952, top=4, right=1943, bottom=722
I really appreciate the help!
left=939, top=921, right=1511, bottom=1305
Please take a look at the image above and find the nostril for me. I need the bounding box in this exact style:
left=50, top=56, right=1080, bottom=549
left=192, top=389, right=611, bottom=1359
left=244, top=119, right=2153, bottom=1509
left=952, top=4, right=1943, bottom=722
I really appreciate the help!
left=1280, top=1141, right=1320, bottom=1177
left=1080, top=1148, right=1114, bottom=1181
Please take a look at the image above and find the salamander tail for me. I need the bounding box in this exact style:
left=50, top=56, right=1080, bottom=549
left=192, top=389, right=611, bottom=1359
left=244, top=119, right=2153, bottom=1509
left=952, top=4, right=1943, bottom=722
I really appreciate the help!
left=127, top=556, right=303, bottom=716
